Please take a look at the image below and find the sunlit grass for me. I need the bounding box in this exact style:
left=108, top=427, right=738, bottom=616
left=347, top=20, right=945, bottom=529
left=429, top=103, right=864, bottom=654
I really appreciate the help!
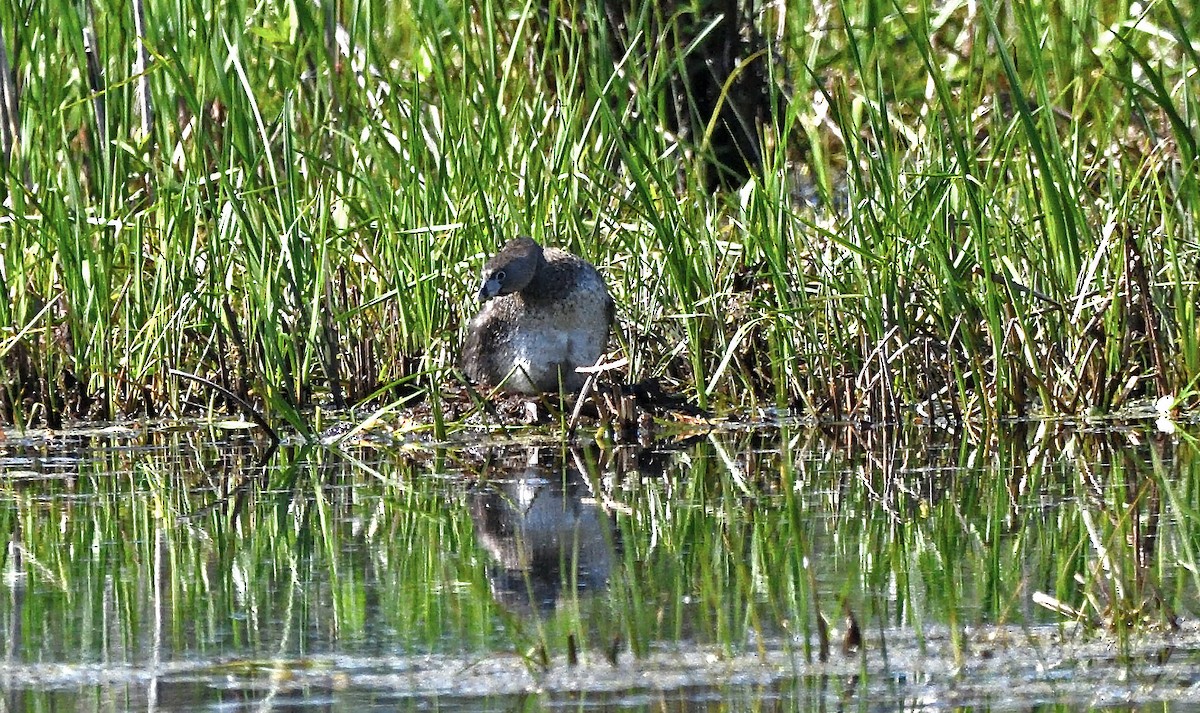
left=0, top=0, right=1197, bottom=429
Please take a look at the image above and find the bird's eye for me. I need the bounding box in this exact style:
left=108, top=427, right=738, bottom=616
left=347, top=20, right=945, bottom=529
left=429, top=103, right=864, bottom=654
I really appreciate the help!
left=493, top=270, right=506, bottom=282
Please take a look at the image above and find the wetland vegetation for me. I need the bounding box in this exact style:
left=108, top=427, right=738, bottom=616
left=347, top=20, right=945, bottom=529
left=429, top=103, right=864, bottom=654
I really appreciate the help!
left=3, top=0, right=1200, bottom=708
left=0, top=0, right=1197, bottom=430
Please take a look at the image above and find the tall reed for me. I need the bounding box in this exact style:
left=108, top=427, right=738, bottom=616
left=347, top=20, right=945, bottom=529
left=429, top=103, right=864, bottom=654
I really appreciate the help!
left=0, top=0, right=1196, bottom=427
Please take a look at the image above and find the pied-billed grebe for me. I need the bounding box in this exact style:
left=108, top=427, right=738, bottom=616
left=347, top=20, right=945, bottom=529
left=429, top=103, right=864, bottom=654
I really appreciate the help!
left=461, top=237, right=614, bottom=394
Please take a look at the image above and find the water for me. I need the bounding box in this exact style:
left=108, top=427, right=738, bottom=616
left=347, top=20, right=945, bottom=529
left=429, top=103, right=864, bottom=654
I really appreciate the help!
left=2, top=420, right=1200, bottom=710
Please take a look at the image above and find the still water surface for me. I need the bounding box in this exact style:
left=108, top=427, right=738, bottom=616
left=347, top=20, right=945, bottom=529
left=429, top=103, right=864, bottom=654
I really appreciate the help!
left=2, top=420, right=1200, bottom=710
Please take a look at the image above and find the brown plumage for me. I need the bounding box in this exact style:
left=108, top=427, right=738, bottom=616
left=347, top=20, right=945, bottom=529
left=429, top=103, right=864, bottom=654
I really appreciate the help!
left=462, top=237, right=614, bottom=394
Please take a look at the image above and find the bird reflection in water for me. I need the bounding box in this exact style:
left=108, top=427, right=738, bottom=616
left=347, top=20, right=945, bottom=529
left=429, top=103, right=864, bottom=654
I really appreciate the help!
left=468, top=446, right=618, bottom=615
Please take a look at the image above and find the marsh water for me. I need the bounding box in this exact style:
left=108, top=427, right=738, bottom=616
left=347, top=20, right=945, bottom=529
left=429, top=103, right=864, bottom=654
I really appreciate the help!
left=3, top=419, right=1200, bottom=711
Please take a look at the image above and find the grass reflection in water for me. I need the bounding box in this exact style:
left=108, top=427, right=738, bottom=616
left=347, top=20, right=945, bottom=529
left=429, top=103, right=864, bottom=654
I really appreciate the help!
left=1, top=420, right=1199, bottom=708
